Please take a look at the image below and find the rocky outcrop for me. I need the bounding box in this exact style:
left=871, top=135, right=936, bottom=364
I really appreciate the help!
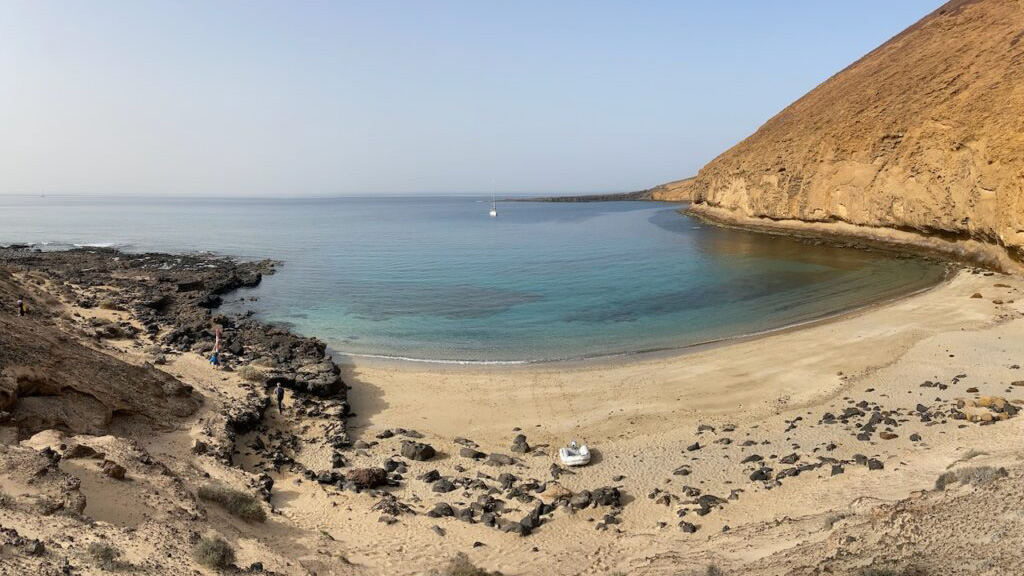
left=0, top=269, right=199, bottom=437
left=648, top=177, right=694, bottom=202
left=679, top=0, right=1024, bottom=270
left=0, top=247, right=349, bottom=446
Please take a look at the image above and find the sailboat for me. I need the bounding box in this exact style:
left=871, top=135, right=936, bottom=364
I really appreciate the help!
left=489, top=194, right=498, bottom=217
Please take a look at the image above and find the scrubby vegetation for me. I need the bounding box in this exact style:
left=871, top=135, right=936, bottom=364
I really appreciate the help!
left=438, top=553, right=503, bottom=576
left=822, top=512, right=848, bottom=530
left=237, top=365, right=265, bottom=384
left=88, top=542, right=128, bottom=570
left=193, top=536, right=235, bottom=570
left=98, top=299, right=120, bottom=310
left=934, top=465, right=1007, bottom=490
left=197, top=484, right=267, bottom=522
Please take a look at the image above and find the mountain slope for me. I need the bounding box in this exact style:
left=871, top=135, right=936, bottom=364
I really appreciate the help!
left=683, top=0, right=1024, bottom=270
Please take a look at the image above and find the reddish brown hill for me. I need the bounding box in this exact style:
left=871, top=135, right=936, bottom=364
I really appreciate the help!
left=682, top=0, right=1024, bottom=269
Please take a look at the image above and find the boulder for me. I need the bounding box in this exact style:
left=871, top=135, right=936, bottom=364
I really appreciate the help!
left=432, top=479, right=456, bottom=493
left=348, top=467, right=388, bottom=489
left=101, top=460, right=126, bottom=480
left=510, top=434, right=530, bottom=454
left=460, top=447, right=486, bottom=459
left=569, top=491, right=592, bottom=509
left=426, top=503, right=455, bottom=518
left=63, top=444, right=99, bottom=459
left=590, top=487, right=621, bottom=507
left=401, top=441, right=436, bottom=461
left=486, top=453, right=514, bottom=466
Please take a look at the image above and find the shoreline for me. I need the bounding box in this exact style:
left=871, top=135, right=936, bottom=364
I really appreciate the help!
left=341, top=267, right=1012, bottom=439
left=685, top=202, right=1021, bottom=273
left=330, top=262, right=955, bottom=371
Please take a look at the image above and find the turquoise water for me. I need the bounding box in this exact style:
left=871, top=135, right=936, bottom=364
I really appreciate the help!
left=0, top=195, right=945, bottom=363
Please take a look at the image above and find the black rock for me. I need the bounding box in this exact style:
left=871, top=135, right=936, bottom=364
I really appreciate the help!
left=510, top=434, right=531, bottom=454
left=569, top=491, right=592, bottom=509
left=419, top=469, right=441, bottom=483
left=400, top=441, right=436, bottom=461
left=591, top=487, right=621, bottom=507
left=502, top=521, right=531, bottom=536
left=432, top=478, right=456, bottom=493
left=487, top=453, right=514, bottom=466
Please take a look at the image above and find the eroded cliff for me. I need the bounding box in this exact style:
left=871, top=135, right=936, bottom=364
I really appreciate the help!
left=683, top=0, right=1024, bottom=270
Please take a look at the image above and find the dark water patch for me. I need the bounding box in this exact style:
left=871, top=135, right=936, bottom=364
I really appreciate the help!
left=334, top=281, right=543, bottom=320
left=563, top=269, right=833, bottom=323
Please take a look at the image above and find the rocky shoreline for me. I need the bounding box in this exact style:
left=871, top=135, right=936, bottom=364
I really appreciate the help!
left=684, top=203, right=1015, bottom=272
left=0, top=246, right=350, bottom=448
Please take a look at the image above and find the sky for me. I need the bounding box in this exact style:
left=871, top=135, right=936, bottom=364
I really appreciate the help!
left=0, top=1, right=942, bottom=197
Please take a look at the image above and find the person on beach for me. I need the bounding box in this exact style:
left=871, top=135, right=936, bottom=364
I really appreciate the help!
left=274, top=383, right=285, bottom=413
left=16, top=298, right=25, bottom=316
left=209, top=341, right=221, bottom=367
left=209, top=324, right=224, bottom=367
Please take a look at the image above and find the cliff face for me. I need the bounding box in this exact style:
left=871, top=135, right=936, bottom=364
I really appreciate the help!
left=685, top=0, right=1024, bottom=269
left=648, top=177, right=695, bottom=201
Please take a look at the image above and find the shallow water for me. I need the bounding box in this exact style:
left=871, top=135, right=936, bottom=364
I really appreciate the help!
left=0, top=195, right=946, bottom=362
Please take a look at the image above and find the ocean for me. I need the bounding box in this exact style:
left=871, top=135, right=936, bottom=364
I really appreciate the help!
left=0, top=195, right=946, bottom=363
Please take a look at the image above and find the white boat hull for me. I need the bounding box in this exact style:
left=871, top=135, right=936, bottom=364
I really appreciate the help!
left=559, top=445, right=591, bottom=466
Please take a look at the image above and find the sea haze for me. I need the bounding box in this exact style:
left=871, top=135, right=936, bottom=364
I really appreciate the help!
left=0, top=195, right=946, bottom=363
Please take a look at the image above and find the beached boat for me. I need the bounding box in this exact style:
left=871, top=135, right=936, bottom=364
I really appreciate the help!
left=559, top=441, right=591, bottom=466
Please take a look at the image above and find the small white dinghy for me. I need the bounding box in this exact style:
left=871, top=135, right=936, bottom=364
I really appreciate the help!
left=559, top=441, right=591, bottom=467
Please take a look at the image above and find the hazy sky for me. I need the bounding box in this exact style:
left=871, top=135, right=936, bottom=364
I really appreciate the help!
left=0, top=1, right=941, bottom=197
